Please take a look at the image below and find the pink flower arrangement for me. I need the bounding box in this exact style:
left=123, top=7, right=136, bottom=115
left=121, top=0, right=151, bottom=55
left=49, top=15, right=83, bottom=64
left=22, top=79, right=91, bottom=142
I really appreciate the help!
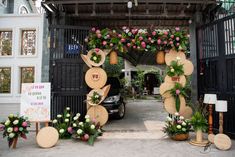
left=152, top=31, right=157, bottom=36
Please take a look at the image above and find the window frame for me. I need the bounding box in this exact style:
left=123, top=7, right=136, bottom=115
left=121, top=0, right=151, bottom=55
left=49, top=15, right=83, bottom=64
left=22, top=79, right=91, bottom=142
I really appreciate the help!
left=0, top=29, right=13, bottom=57
left=0, top=66, right=13, bottom=96
left=0, top=0, right=7, bottom=8
left=18, top=66, right=36, bottom=94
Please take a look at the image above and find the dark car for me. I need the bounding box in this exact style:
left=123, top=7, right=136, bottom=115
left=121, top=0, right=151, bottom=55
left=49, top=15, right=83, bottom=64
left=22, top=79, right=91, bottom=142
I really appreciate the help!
left=102, top=77, right=126, bottom=119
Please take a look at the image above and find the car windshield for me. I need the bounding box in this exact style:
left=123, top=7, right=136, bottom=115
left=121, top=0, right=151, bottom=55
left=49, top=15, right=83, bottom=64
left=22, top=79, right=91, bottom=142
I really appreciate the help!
left=106, top=77, right=120, bottom=96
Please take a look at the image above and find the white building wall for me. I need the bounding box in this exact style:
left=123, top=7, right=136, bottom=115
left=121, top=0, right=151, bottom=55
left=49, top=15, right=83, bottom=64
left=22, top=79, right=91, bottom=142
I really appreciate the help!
left=0, top=14, right=44, bottom=121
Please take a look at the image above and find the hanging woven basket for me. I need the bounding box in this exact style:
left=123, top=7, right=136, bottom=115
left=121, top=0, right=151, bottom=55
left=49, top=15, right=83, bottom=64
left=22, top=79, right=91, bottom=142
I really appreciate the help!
left=109, top=51, right=118, bottom=65
left=156, top=51, right=165, bottom=64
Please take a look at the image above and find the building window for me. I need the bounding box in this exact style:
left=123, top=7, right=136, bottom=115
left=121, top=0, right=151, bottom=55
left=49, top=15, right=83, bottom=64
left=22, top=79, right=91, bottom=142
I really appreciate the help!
left=20, top=67, right=35, bottom=92
left=0, top=67, right=11, bottom=93
left=19, top=6, right=29, bottom=14
left=21, top=30, right=36, bottom=56
left=0, top=0, right=7, bottom=7
left=0, top=31, right=12, bottom=56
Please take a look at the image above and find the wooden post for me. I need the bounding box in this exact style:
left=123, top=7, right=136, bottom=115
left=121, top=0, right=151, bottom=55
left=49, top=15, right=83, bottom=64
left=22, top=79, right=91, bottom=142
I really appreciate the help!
left=219, top=112, right=223, bottom=133
left=36, top=122, right=39, bottom=135
left=12, top=137, right=18, bottom=149
left=208, top=104, right=213, bottom=134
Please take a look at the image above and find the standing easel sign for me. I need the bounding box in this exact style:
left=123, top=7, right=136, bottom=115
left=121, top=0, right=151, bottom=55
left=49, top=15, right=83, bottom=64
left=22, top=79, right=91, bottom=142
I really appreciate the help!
left=20, top=83, right=51, bottom=133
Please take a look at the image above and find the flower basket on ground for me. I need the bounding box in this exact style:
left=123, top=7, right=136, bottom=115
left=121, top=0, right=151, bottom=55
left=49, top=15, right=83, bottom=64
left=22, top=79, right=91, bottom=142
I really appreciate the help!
left=0, top=114, right=30, bottom=148
left=163, top=113, right=191, bottom=141
left=72, top=115, right=103, bottom=146
left=52, top=107, right=80, bottom=139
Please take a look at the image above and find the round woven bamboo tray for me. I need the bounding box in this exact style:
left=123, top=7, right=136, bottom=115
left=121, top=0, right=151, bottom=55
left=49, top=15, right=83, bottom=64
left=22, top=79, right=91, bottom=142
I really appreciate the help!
left=87, top=89, right=105, bottom=106
left=159, top=82, right=175, bottom=98
left=179, top=106, right=193, bottom=119
left=87, top=105, right=109, bottom=126
left=164, top=95, right=186, bottom=115
left=165, top=49, right=186, bottom=65
left=87, top=49, right=106, bottom=67
left=183, top=60, right=194, bottom=76
left=85, top=67, right=107, bottom=89
left=214, top=134, right=232, bottom=150
left=36, top=127, right=59, bottom=148
left=81, top=54, right=92, bottom=68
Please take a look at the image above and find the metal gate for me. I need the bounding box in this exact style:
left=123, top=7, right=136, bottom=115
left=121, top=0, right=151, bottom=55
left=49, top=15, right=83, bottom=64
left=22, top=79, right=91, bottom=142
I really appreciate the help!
left=49, top=25, right=89, bottom=119
left=197, top=14, right=235, bottom=138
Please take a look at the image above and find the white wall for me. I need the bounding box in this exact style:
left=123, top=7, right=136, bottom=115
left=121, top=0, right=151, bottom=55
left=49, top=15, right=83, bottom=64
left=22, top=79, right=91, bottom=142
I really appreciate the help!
left=0, top=14, right=44, bottom=121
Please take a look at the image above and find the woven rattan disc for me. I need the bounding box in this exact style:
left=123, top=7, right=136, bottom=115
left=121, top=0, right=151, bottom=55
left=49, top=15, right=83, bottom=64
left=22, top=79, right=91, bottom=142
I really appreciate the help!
left=87, top=49, right=106, bottom=67
left=165, top=50, right=186, bottom=65
left=214, top=134, right=232, bottom=150
left=179, top=106, right=193, bottom=119
left=87, top=89, right=105, bottom=106
left=164, top=95, right=186, bottom=115
left=208, top=134, right=215, bottom=144
left=85, top=67, right=107, bottom=89
left=102, top=85, right=111, bottom=98
left=159, top=82, right=175, bottom=98
left=36, top=127, right=59, bottom=148
left=183, top=60, right=194, bottom=76
left=87, top=105, right=109, bottom=126
left=164, top=75, right=186, bottom=87
left=81, top=54, right=92, bottom=68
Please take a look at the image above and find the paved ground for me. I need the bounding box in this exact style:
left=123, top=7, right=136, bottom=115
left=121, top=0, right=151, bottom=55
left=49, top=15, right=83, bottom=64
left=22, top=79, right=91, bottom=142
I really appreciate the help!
left=0, top=99, right=234, bottom=157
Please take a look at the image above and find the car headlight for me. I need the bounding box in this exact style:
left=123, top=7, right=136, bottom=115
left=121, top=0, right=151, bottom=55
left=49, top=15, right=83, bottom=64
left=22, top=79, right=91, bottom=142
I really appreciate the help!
left=103, top=95, right=120, bottom=103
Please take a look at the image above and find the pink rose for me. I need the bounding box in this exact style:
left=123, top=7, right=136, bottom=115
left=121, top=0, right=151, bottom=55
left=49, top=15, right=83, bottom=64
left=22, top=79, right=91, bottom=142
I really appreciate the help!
left=177, top=120, right=183, bottom=124
left=127, top=43, right=131, bottom=47
left=157, top=39, right=161, bottom=45
left=106, top=34, right=110, bottom=38
left=110, top=43, right=113, bottom=47
left=121, top=38, right=126, bottom=43
left=22, top=122, right=27, bottom=127
left=131, top=29, right=136, bottom=34
left=14, top=127, right=18, bottom=132
left=171, top=35, right=174, bottom=39
left=152, top=31, right=156, bottom=36
left=133, top=45, right=136, bottom=49
left=102, top=41, right=107, bottom=46
left=67, top=127, right=73, bottom=134
left=148, top=37, right=152, bottom=41
left=176, top=89, right=180, bottom=95
left=118, top=34, right=122, bottom=38
left=97, top=33, right=102, bottom=38
left=169, top=41, right=173, bottom=45
left=163, top=41, right=167, bottom=45
left=164, top=31, right=168, bottom=35
left=92, top=118, right=96, bottom=123
left=91, top=27, right=96, bottom=32
left=139, top=36, right=143, bottom=41
left=95, top=48, right=100, bottom=53
left=141, top=42, right=146, bottom=48
left=96, top=29, right=100, bottom=34
left=175, top=27, right=180, bottom=31
left=122, top=26, right=127, bottom=30
left=176, top=37, right=180, bottom=41
left=176, top=43, right=180, bottom=47
left=84, top=134, right=89, bottom=140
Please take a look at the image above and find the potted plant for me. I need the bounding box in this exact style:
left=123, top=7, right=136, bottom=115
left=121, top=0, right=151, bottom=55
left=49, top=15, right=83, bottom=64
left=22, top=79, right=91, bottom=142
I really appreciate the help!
left=190, top=111, right=208, bottom=142
left=166, top=60, right=184, bottom=81
left=52, top=107, right=80, bottom=139
left=1, top=114, right=30, bottom=148
left=72, top=115, right=103, bottom=146
left=163, top=113, right=191, bottom=141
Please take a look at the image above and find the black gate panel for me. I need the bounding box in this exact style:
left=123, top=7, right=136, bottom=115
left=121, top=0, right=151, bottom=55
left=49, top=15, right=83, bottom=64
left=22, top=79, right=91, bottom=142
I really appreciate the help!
left=197, top=14, right=235, bottom=138
left=49, top=25, right=89, bottom=119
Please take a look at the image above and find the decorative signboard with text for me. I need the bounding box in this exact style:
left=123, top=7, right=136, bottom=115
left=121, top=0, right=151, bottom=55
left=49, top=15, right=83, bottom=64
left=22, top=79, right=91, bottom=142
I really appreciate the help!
left=20, top=83, right=51, bottom=122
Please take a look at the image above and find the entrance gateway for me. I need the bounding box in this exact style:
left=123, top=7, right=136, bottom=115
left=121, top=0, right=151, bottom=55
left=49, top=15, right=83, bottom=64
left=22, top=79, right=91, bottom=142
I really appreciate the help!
left=42, top=1, right=235, bottom=137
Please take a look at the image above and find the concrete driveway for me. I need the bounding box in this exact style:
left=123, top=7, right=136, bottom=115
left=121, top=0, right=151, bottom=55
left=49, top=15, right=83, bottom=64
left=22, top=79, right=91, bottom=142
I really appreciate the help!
left=0, top=99, right=234, bottom=157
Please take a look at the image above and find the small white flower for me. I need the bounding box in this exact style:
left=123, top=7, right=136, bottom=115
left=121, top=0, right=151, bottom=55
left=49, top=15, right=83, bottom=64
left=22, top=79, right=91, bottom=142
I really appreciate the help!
left=95, top=95, right=99, bottom=99
left=13, top=120, right=19, bottom=125
left=4, top=120, right=11, bottom=126
left=7, top=127, right=13, bottom=133
left=57, top=114, right=62, bottom=118
left=90, top=125, right=95, bottom=129
left=85, top=115, right=90, bottom=119
left=77, top=129, right=83, bottom=135
left=59, top=129, right=65, bottom=134
left=65, top=119, right=69, bottom=123
left=179, top=116, right=184, bottom=120
left=9, top=133, right=15, bottom=138
left=166, top=116, right=172, bottom=122
left=86, top=119, right=90, bottom=123
left=175, top=112, right=179, bottom=116
left=73, top=116, right=79, bottom=121
left=170, top=68, right=175, bottom=72
left=176, top=57, right=181, bottom=60
left=76, top=113, right=81, bottom=117
left=93, top=56, right=97, bottom=61
left=73, top=123, right=77, bottom=127
left=52, top=119, right=58, bottom=124
left=182, top=122, right=186, bottom=126
left=176, top=125, right=182, bottom=129
left=66, top=107, right=70, bottom=110
left=182, top=128, right=186, bottom=132
left=79, top=122, right=83, bottom=126
left=8, top=114, right=14, bottom=118
left=66, top=113, right=70, bottom=118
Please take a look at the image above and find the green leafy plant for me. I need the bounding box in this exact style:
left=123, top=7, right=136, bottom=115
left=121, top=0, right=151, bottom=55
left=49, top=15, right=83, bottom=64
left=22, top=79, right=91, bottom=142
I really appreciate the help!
left=52, top=107, right=80, bottom=139
left=90, top=91, right=102, bottom=104
left=190, top=111, right=208, bottom=132
left=166, top=60, right=184, bottom=77
left=165, top=83, right=188, bottom=112
left=90, top=51, right=102, bottom=64
left=1, top=114, right=30, bottom=147
left=72, top=115, right=103, bottom=146
left=163, top=113, right=191, bottom=137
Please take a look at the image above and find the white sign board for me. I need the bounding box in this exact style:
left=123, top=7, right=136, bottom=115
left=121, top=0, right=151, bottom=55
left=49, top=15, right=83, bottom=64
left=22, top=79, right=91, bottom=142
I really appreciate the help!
left=20, top=83, right=51, bottom=121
